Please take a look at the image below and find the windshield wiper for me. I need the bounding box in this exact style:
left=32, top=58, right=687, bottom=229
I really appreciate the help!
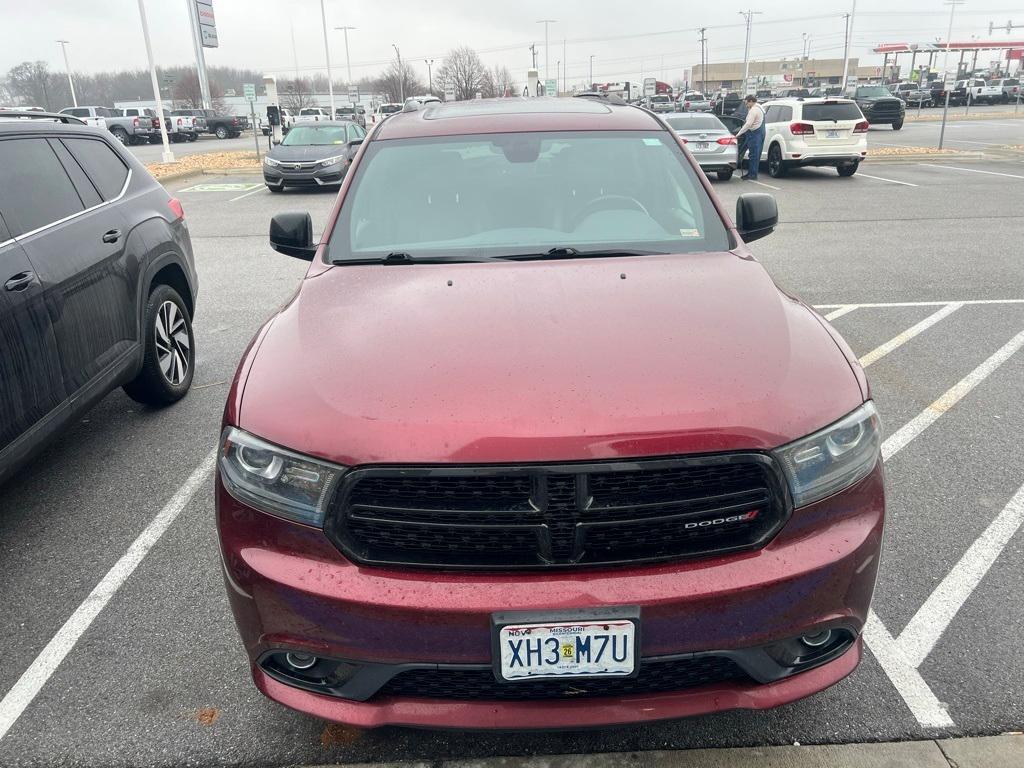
left=502, top=246, right=666, bottom=261
left=331, top=251, right=497, bottom=265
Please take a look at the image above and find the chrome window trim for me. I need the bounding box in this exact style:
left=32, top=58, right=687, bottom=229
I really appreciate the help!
left=0, top=137, right=132, bottom=246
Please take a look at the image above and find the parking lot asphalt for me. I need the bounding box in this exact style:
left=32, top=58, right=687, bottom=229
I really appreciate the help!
left=127, top=132, right=261, bottom=164
left=1, top=118, right=1023, bottom=767
left=871, top=110, right=1024, bottom=151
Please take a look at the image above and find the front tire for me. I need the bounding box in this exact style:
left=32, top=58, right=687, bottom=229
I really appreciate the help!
left=187, top=133, right=198, bottom=142
left=716, top=168, right=734, bottom=181
left=837, top=162, right=859, bottom=177
left=123, top=285, right=194, bottom=406
left=892, top=119, right=904, bottom=131
left=767, top=144, right=787, bottom=178
left=215, top=125, right=229, bottom=139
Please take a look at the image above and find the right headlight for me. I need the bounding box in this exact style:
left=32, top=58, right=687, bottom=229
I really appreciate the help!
left=263, top=156, right=281, bottom=167
left=772, top=402, right=881, bottom=507
left=219, top=427, right=344, bottom=527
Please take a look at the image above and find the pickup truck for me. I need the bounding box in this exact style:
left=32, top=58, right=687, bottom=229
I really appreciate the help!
left=851, top=85, right=906, bottom=129
left=205, top=110, right=249, bottom=138
left=952, top=79, right=1003, bottom=106
left=890, top=82, right=932, bottom=107
left=61, top=105, right=162, bottom=145
left=171, top=109, right=209, bottom=136
left=295, top=107, right=332, bottom=123
left=988, top=78, right=1020, bottom=103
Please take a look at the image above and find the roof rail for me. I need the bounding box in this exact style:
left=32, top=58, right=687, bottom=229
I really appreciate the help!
left=0, top=109, right=86, bottom=124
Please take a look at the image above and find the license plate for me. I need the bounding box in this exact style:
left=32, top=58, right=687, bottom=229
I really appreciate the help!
left=493, top=610, right=639, bottom=681
left=826, top=129, right=840, bottom=139
left=695, top=141, right=709, bottom=150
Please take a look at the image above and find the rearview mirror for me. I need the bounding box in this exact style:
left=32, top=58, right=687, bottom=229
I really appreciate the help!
left=270, top=212, right=317, bottom=261
left=735, top=193, right=778, bottom=243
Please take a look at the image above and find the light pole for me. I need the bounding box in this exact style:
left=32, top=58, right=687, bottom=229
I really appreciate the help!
left=840, top=0, right=858, bottom=95
left=589, top=54, right=595, bottom=88
left=739, top=11, right=762, bottom=95
left=939, top=0, right=966, bottom=149
left=556, top=60, right=561, bottom=95
left=334, top=26, right=356, bottom=91
left=537, top=19, right=557, bottom=85
left=135, top=0, right=173, bottom=163
left=424, top=59, right=434, bottom=95
left=56, top=39, right=77, bottom=107
left=319, top=0, right=335, bottom=117
left=392, top=44, right=404, bottom=102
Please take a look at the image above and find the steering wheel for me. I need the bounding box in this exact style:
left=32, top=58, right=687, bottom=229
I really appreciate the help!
left=570, top=194, right=651, bottom=229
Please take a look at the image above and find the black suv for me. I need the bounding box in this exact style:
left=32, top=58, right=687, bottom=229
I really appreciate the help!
left=851, top=85, right=906, bottom=129
left=0, top=112, right=197, bottom=483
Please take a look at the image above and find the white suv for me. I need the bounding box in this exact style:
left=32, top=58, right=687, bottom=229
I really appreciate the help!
left=756, top=98, right=868, bottom=178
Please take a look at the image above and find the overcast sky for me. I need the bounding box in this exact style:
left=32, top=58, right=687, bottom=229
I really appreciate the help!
left=1, top=0, right=1019, bottom=85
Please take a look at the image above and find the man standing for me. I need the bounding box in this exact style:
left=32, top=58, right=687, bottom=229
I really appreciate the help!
left=735, top=95, right=766, bottom=180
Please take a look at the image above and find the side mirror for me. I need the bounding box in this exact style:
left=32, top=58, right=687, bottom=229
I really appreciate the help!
left=272, top=138, right=281, bottom=146
left=270, top=212, right=317, bottom=261
left=735, top=193, right=778, bottom=243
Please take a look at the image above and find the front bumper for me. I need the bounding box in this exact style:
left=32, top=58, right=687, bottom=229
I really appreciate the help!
left=263, top=163, right=346, bottom=187
left=217, top=463, right=884, bottom=728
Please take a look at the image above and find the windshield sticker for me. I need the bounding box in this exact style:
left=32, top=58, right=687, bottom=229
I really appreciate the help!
left=678, top=228, right=701, bottom=238
left=642, top=138, right=662, bottom=146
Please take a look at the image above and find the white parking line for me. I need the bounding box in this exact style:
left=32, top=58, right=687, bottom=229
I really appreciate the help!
left=857, top=172, right=919, bottom=187
left=815, top=300, right=1024, bottom=309
left=862, top=613, right=954, bottom=728
left=864, top=327, right=1024, bottom=729
left=918, top=163, right=1024, bottom=180
left=881, top=329, right=1024, bottom=462
left=858, top=303, right=962, bottom=368
left=0, top=448, right=217, bottom=742
left=897, top=482, right=1024, bottom=669
left=746, top=179, right=782, bottom=191
left=824, top=305, right=858, bottom=321
left=229, top=185, right=267, bottom=202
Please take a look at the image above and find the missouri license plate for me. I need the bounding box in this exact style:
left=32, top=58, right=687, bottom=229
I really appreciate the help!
left=826, top=129, right=840, bottom=138
left=493, top=612, right=639, bottom=681
left=695, top=141, right=710, bottom=150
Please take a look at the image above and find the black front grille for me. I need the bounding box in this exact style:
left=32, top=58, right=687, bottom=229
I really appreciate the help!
left=376, top=655, right=749, bottom=701
left=325, top=456, right=788, bottom=569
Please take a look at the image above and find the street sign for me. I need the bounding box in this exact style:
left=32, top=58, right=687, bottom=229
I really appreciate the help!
left=162, top=73, right=178, bottom=87
left=475, top=91, right=483, bottom=99
left=243, top=83, right=256, bottom=100
left=196, top=0, right=218, bottom=49
left=544, top=78, right=557, bottom=95
left=444, top=85, right=456, bottom=101
left=348, top=87, right=359, bottom=103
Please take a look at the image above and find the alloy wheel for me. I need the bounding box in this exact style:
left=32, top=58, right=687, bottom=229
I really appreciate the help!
left=154, top=300, right=190, bottom=385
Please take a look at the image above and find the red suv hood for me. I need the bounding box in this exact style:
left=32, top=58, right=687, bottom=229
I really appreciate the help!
left=238, top=252, right=863, bottom=465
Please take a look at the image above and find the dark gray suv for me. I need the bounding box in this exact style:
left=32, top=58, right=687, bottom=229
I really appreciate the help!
left=0, top=112, right=198, bottom=483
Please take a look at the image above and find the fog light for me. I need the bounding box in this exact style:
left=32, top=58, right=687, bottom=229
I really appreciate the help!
left=285, top=651, right=318, bottom=670
left=801, top=630, right=833, bottom=648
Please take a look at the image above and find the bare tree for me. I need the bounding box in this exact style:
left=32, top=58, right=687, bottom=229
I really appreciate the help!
left=436, top=46, right=487, bottom=101
left=5, top=61, right=56, bottom=109
left=489, top=64, right=516, bottom=98
left=374, top=59, right=423, bottom=103
left=279, top=78, right=317, bottom=111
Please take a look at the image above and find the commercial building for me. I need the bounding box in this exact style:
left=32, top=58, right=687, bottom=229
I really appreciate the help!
left=687, top=57, right=877, bottom=93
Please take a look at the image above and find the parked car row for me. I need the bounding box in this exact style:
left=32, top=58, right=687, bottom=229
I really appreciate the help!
left=56, top=105, right=250, bottom=145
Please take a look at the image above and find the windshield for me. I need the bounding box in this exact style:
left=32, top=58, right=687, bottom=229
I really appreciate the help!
left=379, top=104, right=401, bottom=114
left=856, top=86, right=890, bottom=97
left=651, top=95, right=670, bottom=103
left=665, top=115, right=725, bottom=131
left=281, top=125, right=348, bottom=146
left=328, top=131, right=730, bottom=263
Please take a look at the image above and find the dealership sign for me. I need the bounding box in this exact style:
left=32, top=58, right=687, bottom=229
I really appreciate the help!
left=196, top=0, right=217, bottom=48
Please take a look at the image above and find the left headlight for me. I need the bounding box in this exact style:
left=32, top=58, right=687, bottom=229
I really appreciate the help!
left=320, top=154, right=345, bottom=167
left=772, top=402, right=881, bottom=508
left=219, top=427, right=344, bottom=527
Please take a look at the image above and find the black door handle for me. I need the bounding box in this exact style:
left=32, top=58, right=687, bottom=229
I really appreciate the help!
left=4, top=271, right=35, bottom=292
left=102, top=229, right=121, bottom=243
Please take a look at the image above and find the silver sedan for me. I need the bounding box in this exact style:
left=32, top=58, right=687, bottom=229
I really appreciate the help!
left=664, top=113, right=738, bottom=181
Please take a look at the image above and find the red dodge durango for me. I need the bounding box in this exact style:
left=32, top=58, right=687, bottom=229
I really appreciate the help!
left=216, top=97, right=884, bottom=730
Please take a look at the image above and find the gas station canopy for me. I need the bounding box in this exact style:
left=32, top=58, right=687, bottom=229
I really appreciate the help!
left=873, top=41, right=1024, bottom=54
